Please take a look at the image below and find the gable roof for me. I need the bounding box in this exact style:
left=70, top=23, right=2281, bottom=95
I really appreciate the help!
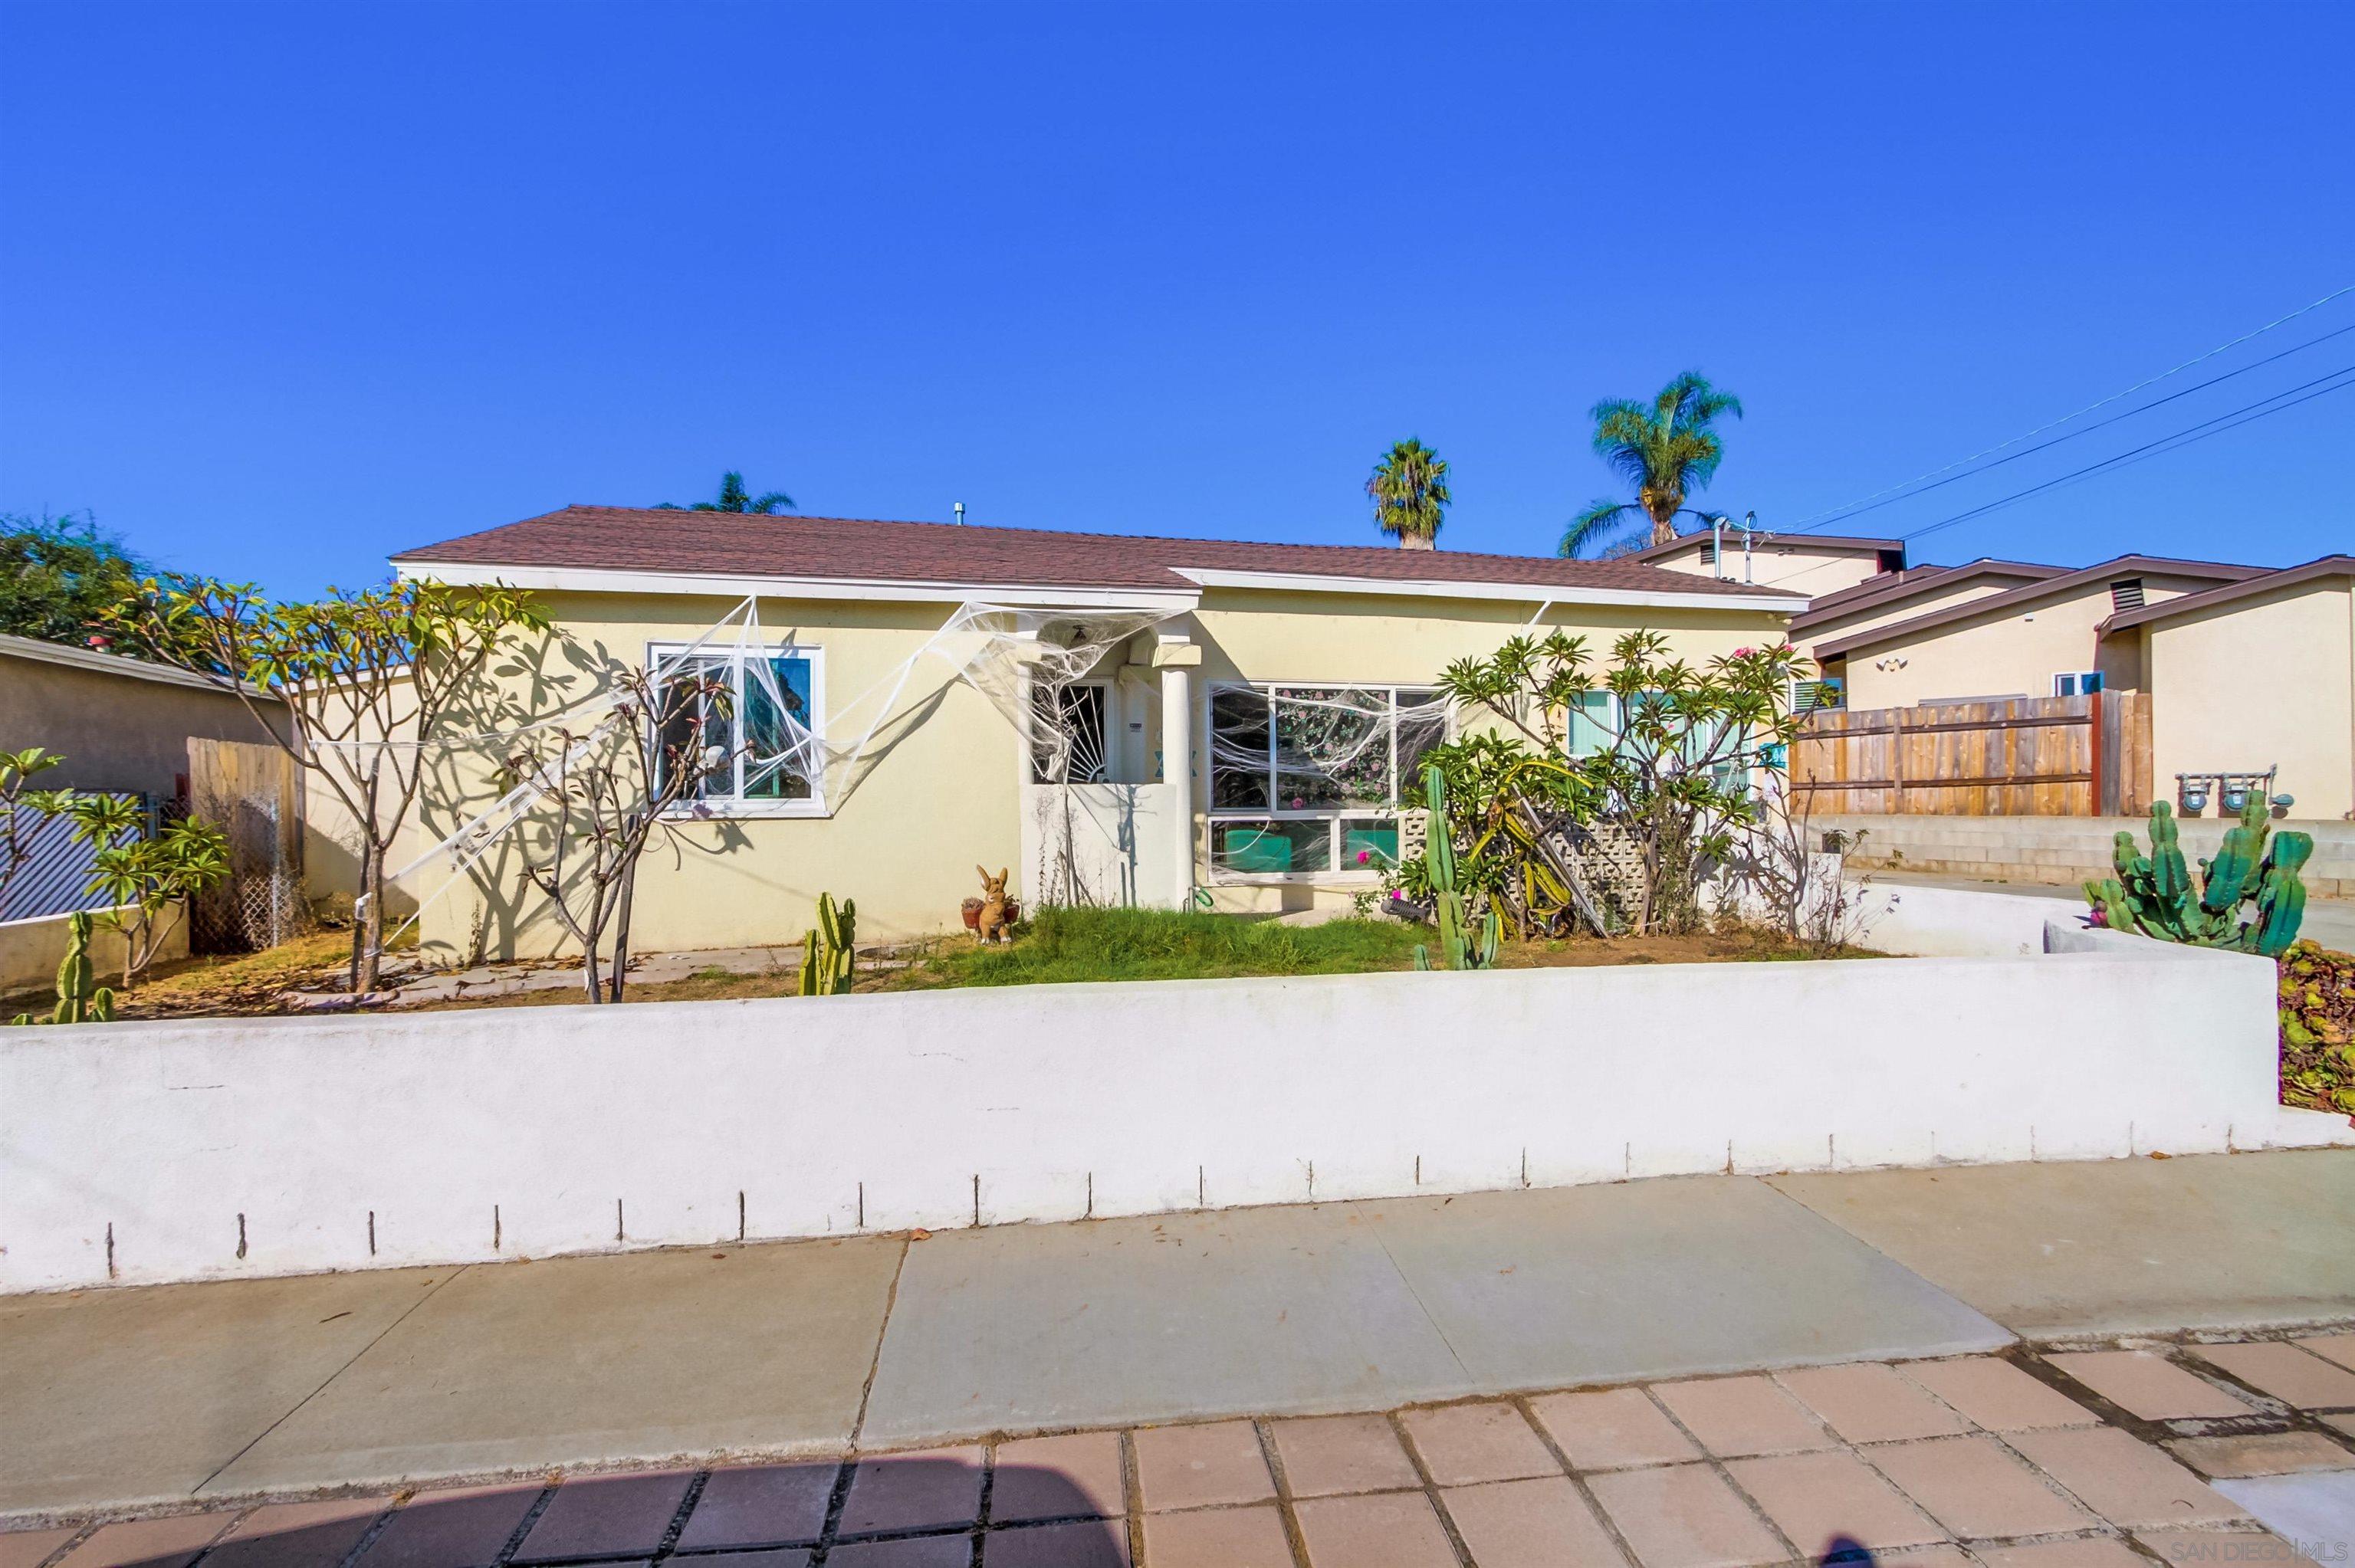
left=1808, top=554, right=2265, bottom=660
left=393, top=507, right=1806, bottom=609
left=1788, top=558, right=2068, bottom=632
left=1624, top=530, right=1905, bottom=565
left=2100, top=555, right=2355, bottom=632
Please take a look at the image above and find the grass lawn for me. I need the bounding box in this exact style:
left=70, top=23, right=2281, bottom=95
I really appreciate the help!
left=875, top=905, right=1424, bottom=989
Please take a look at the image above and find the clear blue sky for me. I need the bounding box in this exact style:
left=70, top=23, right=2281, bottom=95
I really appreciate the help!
left=4, top=2, right=2350, bottom=599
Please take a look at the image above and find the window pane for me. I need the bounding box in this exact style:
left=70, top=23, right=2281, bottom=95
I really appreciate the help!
left=1210, top=687, right=1271, bottom=809
left=1273, top=687, right=1388, bottom=809
left=1340, top=818, right=1401, bottom=871
left=742, top=654, right=815, bottom=800
left=1210, top=818, right=1333, bottom=875
left=1565, top=691, right=1614, bottom=756
left=1395, top=691, right=1447, bottom=792
left=654, top=675, right=706, bottom=798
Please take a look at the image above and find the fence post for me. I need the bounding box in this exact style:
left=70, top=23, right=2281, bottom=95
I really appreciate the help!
left=2090, top=689, right=2107, bottom=817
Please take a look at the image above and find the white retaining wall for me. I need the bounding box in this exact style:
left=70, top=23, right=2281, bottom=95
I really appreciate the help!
left=2, top=912, right=2336, bottom=1292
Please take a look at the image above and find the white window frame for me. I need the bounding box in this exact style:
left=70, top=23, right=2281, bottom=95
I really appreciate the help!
left=1204, top=681, right=1447, bottom=884
left=2054, top=671, right=2104, bottom=697
left=645, top=640, right=829, bottom=818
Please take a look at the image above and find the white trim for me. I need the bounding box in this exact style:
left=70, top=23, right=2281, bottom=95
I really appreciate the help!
left=1171, top=567, right=1806, bottom=614
left=645, top=638, right=829, bottom=818
left=396, top=560, right=1200, bottom=613
left=0, top=632, right=276, bottom=699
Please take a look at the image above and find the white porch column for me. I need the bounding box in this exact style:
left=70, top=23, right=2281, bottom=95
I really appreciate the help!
left=1154, top=633, right=1202, bottom=909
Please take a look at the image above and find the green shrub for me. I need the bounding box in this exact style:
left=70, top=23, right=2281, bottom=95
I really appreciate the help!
left=2280, top=940, right=2355, bottom=1116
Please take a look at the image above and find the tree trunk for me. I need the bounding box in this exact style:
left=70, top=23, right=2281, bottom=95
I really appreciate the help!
left=606, top=857, right=639, bottom=1003
left=353, top=836, right=384, bottom=995
left=1641, top=485, right=1683, bottom=546
left=1398, top=533, right=1436, bottom=551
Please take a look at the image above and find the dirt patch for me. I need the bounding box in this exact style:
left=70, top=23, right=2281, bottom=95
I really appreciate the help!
left=1495, top=928, right=1884, bottom=969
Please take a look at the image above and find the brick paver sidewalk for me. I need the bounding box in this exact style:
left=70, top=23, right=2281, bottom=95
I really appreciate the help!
left=9, top=1334, right=2351, bottom=1568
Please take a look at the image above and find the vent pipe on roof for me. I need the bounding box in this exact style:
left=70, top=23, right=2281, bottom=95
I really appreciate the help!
left=954, top=501, right=965, bottom=526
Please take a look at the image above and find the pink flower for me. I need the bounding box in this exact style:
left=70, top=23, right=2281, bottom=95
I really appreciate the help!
left=1733, top=645, right=1754, bottom=658
left=1290, top=796, right=1305, bottom=809
left=1356, top=849, right=1371, bottom=864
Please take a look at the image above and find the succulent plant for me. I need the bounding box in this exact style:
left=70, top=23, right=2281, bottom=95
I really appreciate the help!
left=797, top=892, right=858, bottom=996
left=2083, top=798, right=2311, bottom=957
left=10, top=910, right=118, bottom=1026
left=1413, top=762, right=1499, bottom=972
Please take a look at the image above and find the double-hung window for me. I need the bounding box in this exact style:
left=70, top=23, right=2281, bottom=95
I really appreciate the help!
left=1207, top=684, right=1447, bottom=877
left=649, top=643, right=826, bottom=814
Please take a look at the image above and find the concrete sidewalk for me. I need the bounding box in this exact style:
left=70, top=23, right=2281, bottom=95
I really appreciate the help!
left=5, top=1151, right=2350, bottom=1523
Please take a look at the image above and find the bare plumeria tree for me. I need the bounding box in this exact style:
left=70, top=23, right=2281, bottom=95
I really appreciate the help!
left=104, top=579, right=546, bottom=995
left=507, top=667, right=739, bottom=1002
left=1718, top=770, right=1879, bottom=952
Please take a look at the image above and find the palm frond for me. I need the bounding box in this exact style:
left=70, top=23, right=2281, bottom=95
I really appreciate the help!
left=1559, top=500, right=1641, bottom=558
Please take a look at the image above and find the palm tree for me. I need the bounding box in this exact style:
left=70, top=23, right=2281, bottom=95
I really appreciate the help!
left=1559, top=372, right=1742, bottom=557
left=655, top=471, right=795, bottom=515
left=1367, top=438, right=1450, bottom=550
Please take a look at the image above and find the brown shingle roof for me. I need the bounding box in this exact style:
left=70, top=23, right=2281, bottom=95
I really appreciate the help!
left=1808, top=553, right=2265, bottom=659
left=1788, top=558, right=2066, bottom=632
left=393, top=507, right=1803, bottom=600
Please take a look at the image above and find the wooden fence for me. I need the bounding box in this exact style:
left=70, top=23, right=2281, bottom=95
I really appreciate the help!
left=1792, top=692, right=2150, bottom=816
left=187, top=737, right=306, bottom=951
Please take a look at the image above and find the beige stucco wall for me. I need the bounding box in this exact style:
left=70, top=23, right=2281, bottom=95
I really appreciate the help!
left=1802, top=578, right=2027, bottom=659
left=0, top=647, right=284, bottom=797
left=414, top=587, right=1794, bottom=958
left=1837, top=573, right=2222, bottom=710
left=299, top=675, right=425, bottom=917
left=2142, top=580, right=2354, bottom=822
left=1654, top=543, right=1887, bottom=597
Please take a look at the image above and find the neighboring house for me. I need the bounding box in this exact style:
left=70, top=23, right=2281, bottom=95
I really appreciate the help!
left=0, top=632, right=283, bottom=798
left=2098, top=555, right=2355, bottom=822
left=1803, top=554, right=2261, bottom=710
left=1633, top=531, right=1907, bottom=596
left=390, top=507, right=1804, bottom=958
left=0, top=633, right=289, bottom=927
left=1790, top=559, right=2067, bottom=662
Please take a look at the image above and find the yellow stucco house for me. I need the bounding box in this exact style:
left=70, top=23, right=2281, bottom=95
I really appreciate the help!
left=389, top=507, right=1802, bottom=959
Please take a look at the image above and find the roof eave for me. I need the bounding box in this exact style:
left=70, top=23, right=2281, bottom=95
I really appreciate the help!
left=392, top=559, right=1203, bottom=612
left=1173, top=566, right=1802, bottom=613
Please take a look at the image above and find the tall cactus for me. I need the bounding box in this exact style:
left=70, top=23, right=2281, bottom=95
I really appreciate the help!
left=1413, top=762, right=1499, bottom=972
left=9, top=910, right=118, bottom=1026
left=2084, top=797, right=2311, bottom=957
left=796, top=892, right=858, bottom=996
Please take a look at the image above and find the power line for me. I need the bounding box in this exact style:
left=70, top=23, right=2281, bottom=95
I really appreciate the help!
left=1797, top=320, right=2355, bottom=533
left=1897, top=366, right=2355, bottom=546
left=1782, top=282, right=2355, bottom=533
